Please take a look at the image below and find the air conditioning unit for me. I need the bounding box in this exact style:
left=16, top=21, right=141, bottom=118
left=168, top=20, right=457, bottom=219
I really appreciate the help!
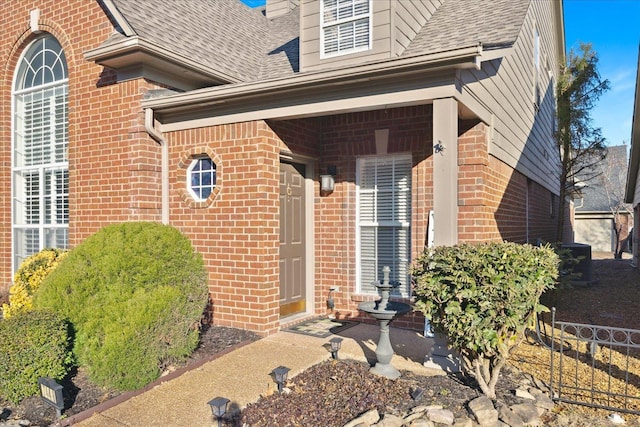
left=561, top=243, right=592, bottom=285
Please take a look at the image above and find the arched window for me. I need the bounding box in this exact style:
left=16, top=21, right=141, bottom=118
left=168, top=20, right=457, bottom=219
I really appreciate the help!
left=12, top=36, right=69, bottom=270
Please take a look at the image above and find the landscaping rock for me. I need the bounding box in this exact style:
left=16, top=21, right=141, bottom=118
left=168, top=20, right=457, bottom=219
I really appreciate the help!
left=528, top=387, right=554, bottom=411
left=343, top=408, right=380, bottom=427
left=451, top=416, right=475, bottom=427
left=373, top=413, right=403, bottom=427
left=514, top=388, right=535, bottom=400
left=408, top=419, right=435, bottom=427
left=468, top=396, right=499, bottom=425
left=509, top=402, right=541, bottom=425
left=498, top=404, right=525, bottom=427
left=426, top=407, right=455, bottom=425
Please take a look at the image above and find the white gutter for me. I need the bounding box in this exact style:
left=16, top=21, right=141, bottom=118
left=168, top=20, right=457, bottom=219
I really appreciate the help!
left=144, top=108, right=169, bottom=224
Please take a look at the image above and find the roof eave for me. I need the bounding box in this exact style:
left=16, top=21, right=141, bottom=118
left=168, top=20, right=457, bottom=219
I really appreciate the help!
left=554, top=0, right=566, bottom=65
left=143, top=43, right=486, bottom=114
left=100, top=0, right=136, bottom=36
left=84, top=36, right=242, bottom=86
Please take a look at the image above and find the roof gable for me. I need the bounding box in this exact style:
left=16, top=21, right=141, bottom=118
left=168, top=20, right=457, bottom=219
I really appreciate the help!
left=108, top=0, right=272, bottom=82
left=404, top=0, right=530, bottom=57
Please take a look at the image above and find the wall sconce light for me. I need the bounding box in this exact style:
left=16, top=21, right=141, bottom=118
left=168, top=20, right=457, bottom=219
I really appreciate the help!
left=271, top=366, right=290, bottom=394
left=320, top=165, right=337, bottom=193
left=207, top=396, right=230, bottom=427
left=329, top=337, right=343, bottom=359
left=320, top=174, right=335, bottom=192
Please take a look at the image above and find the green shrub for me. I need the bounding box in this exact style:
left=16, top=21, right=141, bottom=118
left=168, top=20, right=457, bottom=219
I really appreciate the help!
left=2, top=248, right=68, bottom=319
left=412, top=241, right=559, bottom=398
left=0, top=310, right=73, bottom=403
left=34, top=222, right=209, bottom=391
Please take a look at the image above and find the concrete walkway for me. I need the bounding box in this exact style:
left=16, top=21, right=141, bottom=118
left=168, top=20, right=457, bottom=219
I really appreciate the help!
left=64, top=323, right=440, bottom=427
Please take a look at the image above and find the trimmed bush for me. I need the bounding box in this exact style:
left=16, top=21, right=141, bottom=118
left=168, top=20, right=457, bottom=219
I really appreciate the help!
left=34, top=222, right=209, bottom=391
left=2, top=248, right=68, bottom=319
left=412, top=242, right=559, bottom=398
left=0, top=311, right=73, bottom=404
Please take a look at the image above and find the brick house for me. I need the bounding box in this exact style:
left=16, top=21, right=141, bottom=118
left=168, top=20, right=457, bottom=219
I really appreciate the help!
left=1, top=0, right=565, bottom=335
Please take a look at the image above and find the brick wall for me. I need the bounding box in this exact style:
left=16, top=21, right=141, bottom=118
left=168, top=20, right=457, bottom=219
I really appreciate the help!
left=1, top=1, right=157, bottom=292
left=165, top=122, right=283, bottom=335
left=0, top=2, right=560, bottom=335
left=161, top=107, right=559, bottom=334
left=306, top=106, right=433, bottom=328
left=458, top=120, right=557, bottom=244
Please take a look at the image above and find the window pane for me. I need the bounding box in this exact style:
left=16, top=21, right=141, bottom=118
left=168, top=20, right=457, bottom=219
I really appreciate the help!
left=354, top=0, right=369, bottom=15
left=358, top=155, right=411, bottom=296
left=359, top=226, right=377, bottom=292
left=354, top=19, right=369, bottom=48
left=45, top=228, right=68, bottom=250
left=324, top=0, right=338, bottom=22
left=324, top=27, right=338, bottom=55
left=13, top=36, right=68, bottom=272
left=200, top=186, right=212, bottom=199
left=14, top=228, right=39, bottom=270
left=188, top=156, right=216, bottom=201
left=338, top=22, right=355, bottom=51
left=25, top=172, right=40, bottom=225
left=338, top=0, right=353, bottom=20
left=322, top=0, right=370, bottom=56
left=44, top=169, right=68, bottom=225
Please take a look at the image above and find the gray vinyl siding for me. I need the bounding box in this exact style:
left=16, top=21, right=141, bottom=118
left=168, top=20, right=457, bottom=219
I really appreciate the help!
left=300, top=0, right=392, bottom=72
left=394, top=0, right=443, bottom=56
left=458, top=0, right=561, bottom=194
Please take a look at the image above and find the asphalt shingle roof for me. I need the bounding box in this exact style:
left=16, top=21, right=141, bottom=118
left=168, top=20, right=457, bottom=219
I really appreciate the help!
left=109, top=0, right=282, bottom=81
left=576, top=145, right=630, bottom=212
left=404, top=0, right=529, bottom=56
left=103, top=0, right=530, bottom=83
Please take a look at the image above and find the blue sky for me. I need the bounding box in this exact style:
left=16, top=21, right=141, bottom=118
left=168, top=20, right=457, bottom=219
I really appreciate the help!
left=240, top=1, right=638, bottom=145
left=241, top=0, right=266, bottom=7
left=564, top=0, right=640, bottom=147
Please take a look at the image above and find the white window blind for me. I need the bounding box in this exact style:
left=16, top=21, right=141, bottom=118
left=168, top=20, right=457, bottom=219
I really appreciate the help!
left=357, top=155, right=411, bottom=296
left=12, top=36, right=68, bottom=270
left=321, top=0, right=371, bottom=57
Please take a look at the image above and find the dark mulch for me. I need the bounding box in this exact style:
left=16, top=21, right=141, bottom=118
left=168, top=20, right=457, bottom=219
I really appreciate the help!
left=0, top=325, right=261, bottom=426
left=237, top=359, right=528, bottom=427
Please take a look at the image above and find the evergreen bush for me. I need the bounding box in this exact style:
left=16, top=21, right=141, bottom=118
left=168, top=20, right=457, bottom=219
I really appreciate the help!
left=34, top=222, right=209, bottom=391
left=412, top=241, right=559, bottom=398
left=0, top=311, right=73, bottom=403
left=1, top=248, right=68, bottom=319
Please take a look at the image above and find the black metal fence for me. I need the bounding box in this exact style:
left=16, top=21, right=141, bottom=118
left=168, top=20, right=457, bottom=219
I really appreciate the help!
left=549, top=308, right=640, bottom=415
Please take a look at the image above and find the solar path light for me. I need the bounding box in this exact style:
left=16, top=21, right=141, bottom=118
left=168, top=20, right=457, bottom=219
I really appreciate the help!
left=329, top=337, right=343, bottom=359
left=207, top=396, right=229, bottom=427
left=271, top=365, right=290, bottom=394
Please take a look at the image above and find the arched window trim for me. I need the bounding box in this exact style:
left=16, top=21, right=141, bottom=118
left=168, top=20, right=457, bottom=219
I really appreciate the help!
left=11, top=34, right=69, bottom=272
left=14, top=36, right=68, bottom=91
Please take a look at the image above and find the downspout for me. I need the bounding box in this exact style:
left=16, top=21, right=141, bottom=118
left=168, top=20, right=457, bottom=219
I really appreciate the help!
left=144, top=108, right=169, bottom=225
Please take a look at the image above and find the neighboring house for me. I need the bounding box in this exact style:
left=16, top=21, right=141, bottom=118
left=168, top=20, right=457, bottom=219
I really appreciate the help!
left=0, top=0, right=564, bottom=335
left=574, top=145, right=632, bottom=254
left=625, top=48, right=640, bottom=267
